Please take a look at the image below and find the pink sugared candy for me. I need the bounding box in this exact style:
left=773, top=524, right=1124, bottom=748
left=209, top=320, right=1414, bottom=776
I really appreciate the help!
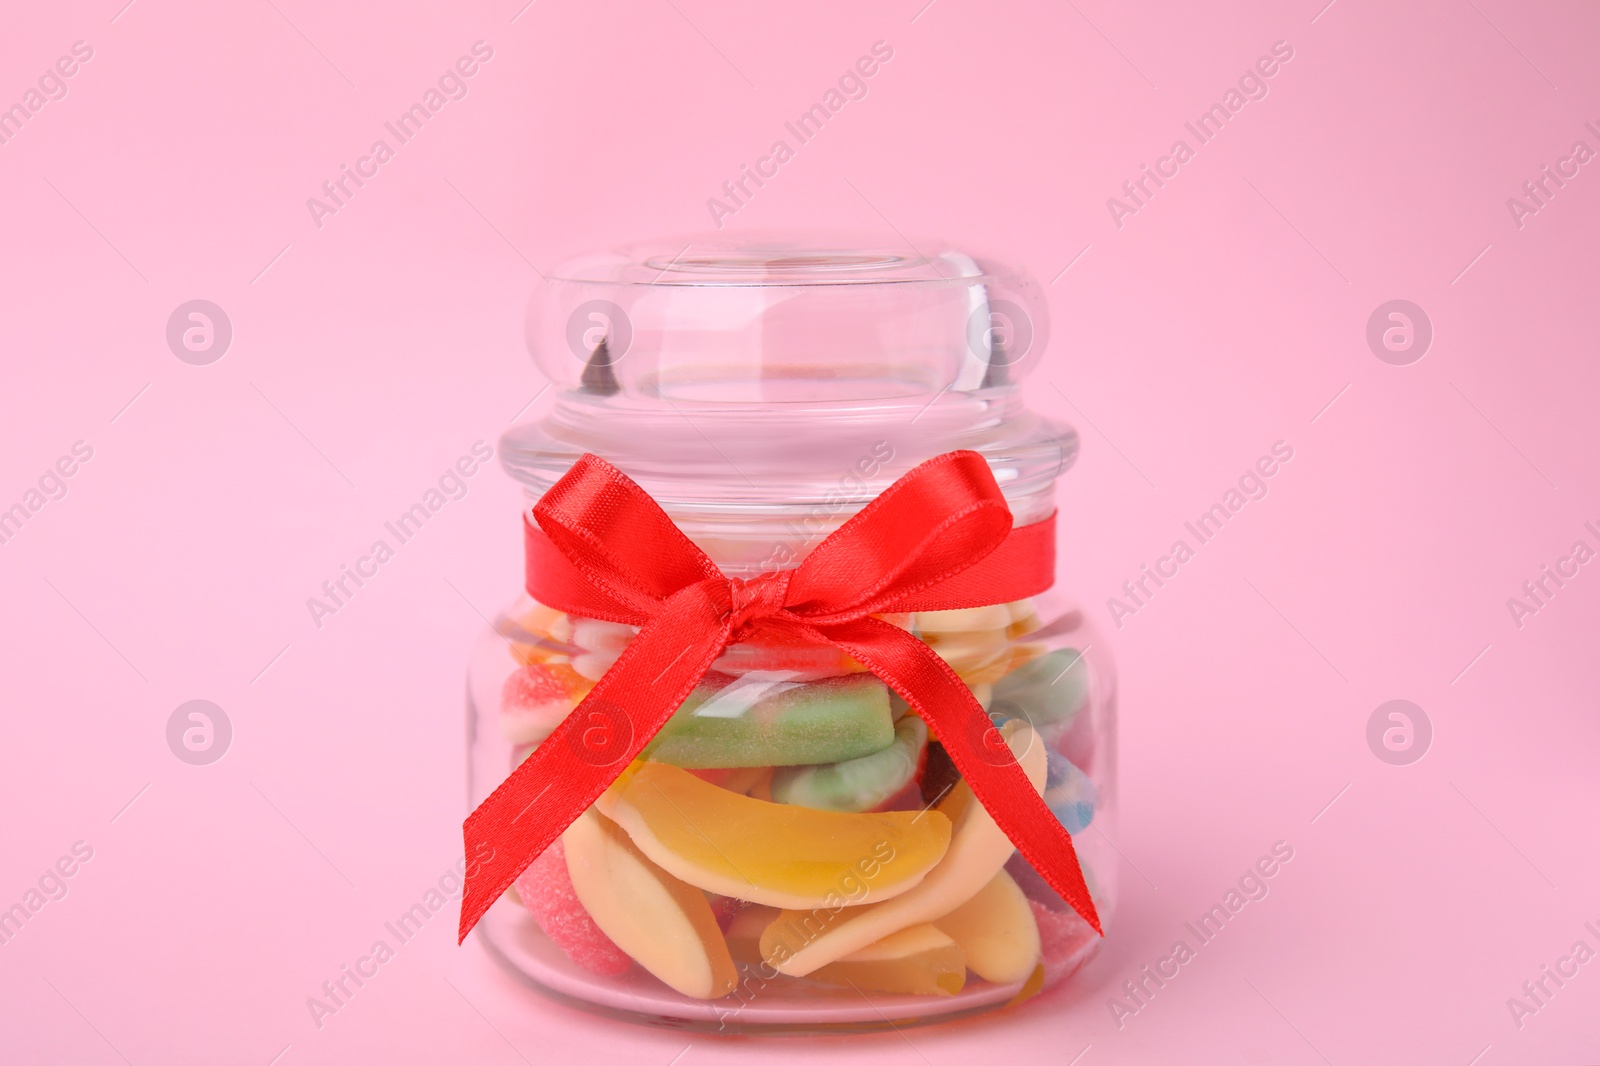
left=513, top=839, right=633, bottom=976
left=499, top=663, right=581, bottom=745
left=1029, top=898, right=1098, bottom=975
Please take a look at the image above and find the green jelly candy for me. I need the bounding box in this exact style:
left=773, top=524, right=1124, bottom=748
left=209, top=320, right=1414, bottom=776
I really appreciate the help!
left=645, top=673, right=895, bottom=769
left=991, top=648, right=1089, bottom=729
left=771, top=716, right=928, bottom=812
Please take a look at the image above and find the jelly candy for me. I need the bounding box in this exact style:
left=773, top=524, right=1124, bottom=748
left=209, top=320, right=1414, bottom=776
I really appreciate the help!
left=760, top=720, right=1047, bottom=976
left=913, top=605, right=1015, bottom=633
left=991, top=647, right=1088, bottom=729
left=569, top=653, right=614, bottom=682
left=1003, top=851, right=1105, bottom=919
left=1004, top=598, right=1042, bottom=634
left=522, top=604, right=573, bottom=643
left=724, top=902, right=780, bottom=964
left=919, top=741, right=961, bottom=806
left=1054, top=706, right=1097, bottom=775
left=922, top=631, right=1017, bottom=687
left=1042, top=749, right=1097, bottom=834
left=686, top=765, right=772, bottom=795
left=711, top=634, right=857, bottom=679
left=508, top=604, right=574, bottom=665
left=723, top=765, right=773, bottom=795
left=645, top=673, right=896, bottom=769
left=1029, top=898, right=1099, bottom=976
left=570, top=617, right=634, bottom=653
left=499, top=662, right=589, bottom=744
left=810, top=924, right=966, bottom=997
left=512, top=838, right=632, bottom=977
left=595, top=761, right=952, bottom=910
left=770, top=716, right=927, bottom=812
left=873, top=777, right=926, bottom=812
left=562, top=809, right=738, bottom=999
left=566, top=616, right=635, bottom=680
left=914, top=606, right=1021, bottom=686
left=746, top=767, right=774, bottom=802
left=932, top=870, right=1039, bottom=984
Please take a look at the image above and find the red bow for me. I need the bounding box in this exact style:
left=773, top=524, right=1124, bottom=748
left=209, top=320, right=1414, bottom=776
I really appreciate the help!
left=458, top=449, right=1102, bottom=942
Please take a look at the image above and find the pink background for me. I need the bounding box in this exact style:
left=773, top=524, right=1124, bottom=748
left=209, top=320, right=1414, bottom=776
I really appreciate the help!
left=4, top=0, right=1599, bottom=1063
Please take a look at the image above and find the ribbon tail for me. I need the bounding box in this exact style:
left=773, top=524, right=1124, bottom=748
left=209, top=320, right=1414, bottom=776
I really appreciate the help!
left=458, top=582, right=730, bottom=943
left=826, top=617, right=1103, bottom=936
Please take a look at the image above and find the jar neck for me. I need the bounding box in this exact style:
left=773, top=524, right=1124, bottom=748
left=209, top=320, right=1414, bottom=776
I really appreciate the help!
left=499, top=385, right=1073, bottom=574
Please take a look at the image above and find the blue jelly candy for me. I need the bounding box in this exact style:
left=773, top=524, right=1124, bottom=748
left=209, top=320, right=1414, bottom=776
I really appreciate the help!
left=1042, top=749, right=1097, bottom=834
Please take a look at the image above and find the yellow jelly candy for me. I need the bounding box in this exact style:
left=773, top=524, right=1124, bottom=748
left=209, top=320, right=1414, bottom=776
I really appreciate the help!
left=809, top=924, right=966, bottom=997
left=922, top=629, right=1017, bottom=687
left=760, top=720, right=1047, bottom=977
left=595, top=762, right=953, bottom=910
left=1005, top=598, right=1042, bottom=635
left=933, top=869, right=1040, bottom=984
left=562, top=809, right=737, bottom=1000
left=913, top=605, right=1013, bottom=633
left=509, top=605, right=573, bottom=665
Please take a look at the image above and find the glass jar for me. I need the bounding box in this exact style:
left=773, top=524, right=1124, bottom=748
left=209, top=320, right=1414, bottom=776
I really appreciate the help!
left=466, top=237, right=1117, bottom=1033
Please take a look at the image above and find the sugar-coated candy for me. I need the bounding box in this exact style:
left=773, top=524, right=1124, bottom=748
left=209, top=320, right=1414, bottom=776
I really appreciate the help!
left=933, top=869, right=1040, bottom=984
left=512, top=838, right=632, bottom=977
left=499, top=662, right=588, bottom=744
left=809, top=924, right=966, bottom=997
left=562, top=809, right=738, bottom=999
left=595, top=761, right=952, bottom=910
left=644, top=672, right=896, bottom=769
left=1029, top=898, right=1099, bottom=975
left=1003, top=851, right=1106, bottom=917
left=770, top=716, right=927, bottom=812
left=990, top=647, right=1088, bottom=729
left=760, top=720, right=1047, bottom=976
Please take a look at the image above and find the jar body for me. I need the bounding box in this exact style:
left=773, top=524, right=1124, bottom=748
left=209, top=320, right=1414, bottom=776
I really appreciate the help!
left=467, top=566, right=1117, bottom=1032
left=467, top=235, right=1119, bottom=1031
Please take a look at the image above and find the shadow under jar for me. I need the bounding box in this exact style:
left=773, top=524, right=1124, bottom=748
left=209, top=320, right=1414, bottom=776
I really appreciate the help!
left=466, top=237, right=1117, bottom=1033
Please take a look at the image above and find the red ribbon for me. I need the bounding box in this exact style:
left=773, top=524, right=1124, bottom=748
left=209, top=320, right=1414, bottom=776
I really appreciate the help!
left=458, top=449, right=1102, bottom=943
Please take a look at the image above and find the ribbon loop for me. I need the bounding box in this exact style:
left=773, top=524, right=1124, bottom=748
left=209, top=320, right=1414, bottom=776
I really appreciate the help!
left=460, top=450, right=1101, bottom=945
left=533, top=454, right=723, bottom=621
left=783, top=451, right=1015, bottom=623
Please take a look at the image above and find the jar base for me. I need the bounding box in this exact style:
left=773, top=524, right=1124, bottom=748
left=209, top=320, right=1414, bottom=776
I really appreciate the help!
left=478, top=899, right=1102, bottom=1035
